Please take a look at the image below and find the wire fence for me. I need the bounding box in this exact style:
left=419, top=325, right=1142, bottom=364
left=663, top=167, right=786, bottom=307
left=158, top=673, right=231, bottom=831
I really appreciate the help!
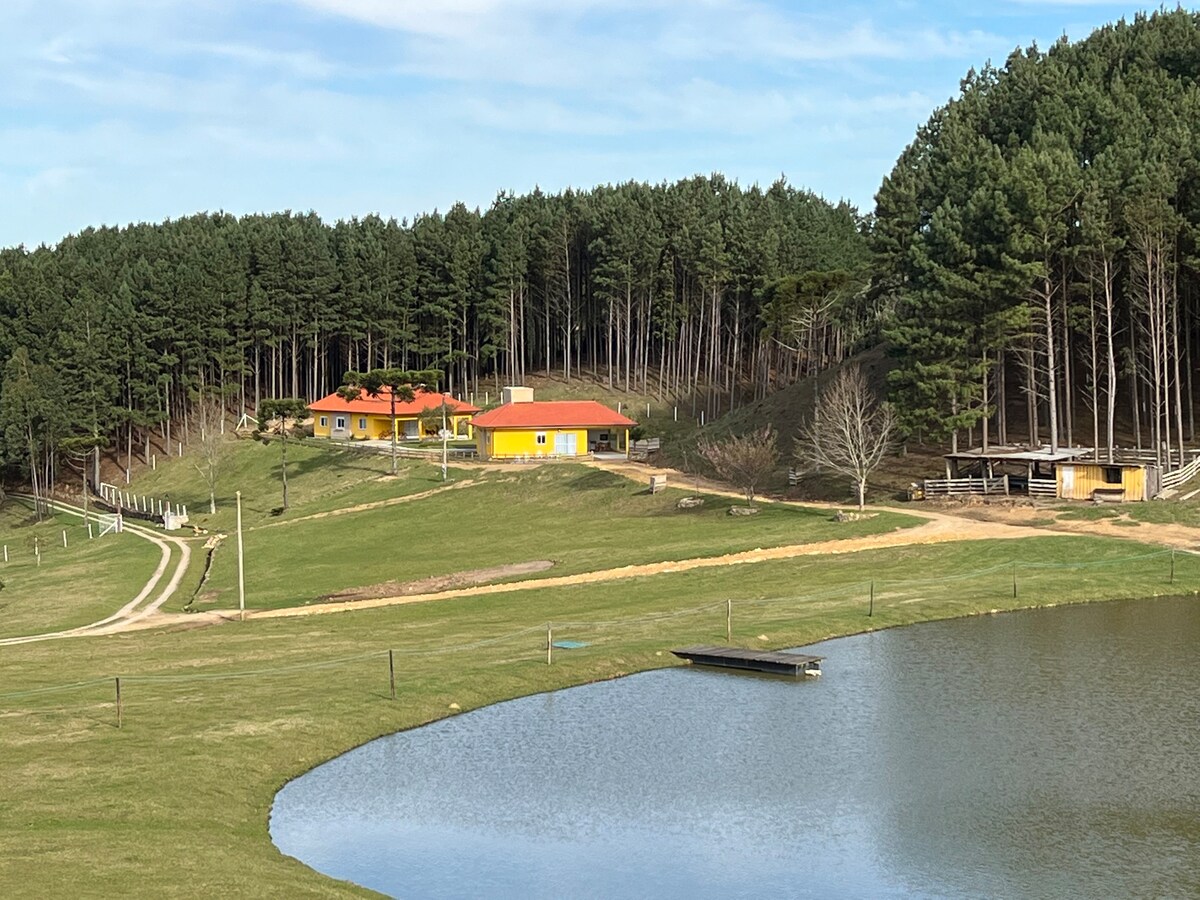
left=0, top=545, right=1192, bottom=729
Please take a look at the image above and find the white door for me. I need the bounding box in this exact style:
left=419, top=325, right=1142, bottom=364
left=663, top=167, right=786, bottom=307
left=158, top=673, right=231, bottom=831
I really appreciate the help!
left=555, top=433, right=577, bottom=456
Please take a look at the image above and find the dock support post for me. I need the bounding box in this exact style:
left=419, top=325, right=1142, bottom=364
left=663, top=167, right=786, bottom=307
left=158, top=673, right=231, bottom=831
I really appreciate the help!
left=546, top=625, right=553, bottom=665
left=726, top=599, right=731, bottom=641
left=388, top=650, right=396, bottom=700
left=869, top=581, right=874, bottom=617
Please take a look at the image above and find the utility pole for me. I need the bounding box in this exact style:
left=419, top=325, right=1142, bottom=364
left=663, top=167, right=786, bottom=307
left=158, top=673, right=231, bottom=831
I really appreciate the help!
left=441, top=402, right=449, bottom=482
left=236, top=490, right=246, bottom=622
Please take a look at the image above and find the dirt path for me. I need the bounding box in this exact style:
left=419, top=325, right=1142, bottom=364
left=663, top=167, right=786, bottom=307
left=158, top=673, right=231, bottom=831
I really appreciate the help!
left=213, top=514, right=1055, bottom=622
left=0, top=497, right=193, bottom=646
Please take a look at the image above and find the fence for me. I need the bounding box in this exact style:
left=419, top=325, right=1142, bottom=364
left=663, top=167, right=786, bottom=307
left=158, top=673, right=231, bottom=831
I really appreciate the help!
left=922, top=476, right=1010, bottom=496
left=1161, top=454, right=1200, bottom=491
left=96, top=482, right=185, bottom=521
left=0, top=545, right=1190, bottom=727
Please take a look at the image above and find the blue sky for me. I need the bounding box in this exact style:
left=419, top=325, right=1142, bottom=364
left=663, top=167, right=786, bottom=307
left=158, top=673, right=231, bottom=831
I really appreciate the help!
left=0, top=0, right=1160, bottom=248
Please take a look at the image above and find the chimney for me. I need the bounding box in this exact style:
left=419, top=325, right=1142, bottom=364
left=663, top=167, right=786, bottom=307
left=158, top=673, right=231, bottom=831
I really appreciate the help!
left=502, top=386, right=534, bottom=404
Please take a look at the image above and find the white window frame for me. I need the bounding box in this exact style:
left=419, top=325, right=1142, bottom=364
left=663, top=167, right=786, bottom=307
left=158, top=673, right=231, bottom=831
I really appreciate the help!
left=319, top=416, right=328, bottom=428
left=536, top=432, right=547, bottom=446
left=358, top=417, right=367, bottom=431
left=334, top=415, right=346, bottom=430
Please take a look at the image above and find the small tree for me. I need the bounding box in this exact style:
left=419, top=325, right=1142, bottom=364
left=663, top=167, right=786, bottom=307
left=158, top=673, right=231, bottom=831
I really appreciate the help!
left=697, top=425, right=780, bottom=506
left=418, top=399, right=456, bottom=438
left=795, top=366, right=895, bottom=510
left=256, top=398, right=308, bottom=511
left=339, top=368, right=440, bottom=475
left=193, top=395, right=225, bottom=514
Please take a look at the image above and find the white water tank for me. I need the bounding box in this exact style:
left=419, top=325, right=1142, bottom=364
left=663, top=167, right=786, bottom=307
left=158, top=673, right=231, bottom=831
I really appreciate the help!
left=502, top=386, right=534, bottom=404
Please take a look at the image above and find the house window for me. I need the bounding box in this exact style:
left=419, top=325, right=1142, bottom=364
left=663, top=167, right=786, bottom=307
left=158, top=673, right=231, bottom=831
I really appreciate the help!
left=358, top=417, right=367, bottom=431
left=334, top=416, right=346, bottom=430
left=1103, top=467, right=1122, bottom=485
left=536, top=432, right=547, bottom=445
left=319, top=416, right=328, bottom=428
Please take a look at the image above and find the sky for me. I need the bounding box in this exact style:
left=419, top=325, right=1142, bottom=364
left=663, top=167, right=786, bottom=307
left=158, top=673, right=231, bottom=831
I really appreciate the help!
left=0, top=0, right=1164, bottom=248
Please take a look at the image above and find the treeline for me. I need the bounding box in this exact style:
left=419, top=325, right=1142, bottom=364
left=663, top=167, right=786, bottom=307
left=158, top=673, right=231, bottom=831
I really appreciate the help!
left=875, top=8, right=1200, bottom=466
left=0, top=175, right=869, bottom=486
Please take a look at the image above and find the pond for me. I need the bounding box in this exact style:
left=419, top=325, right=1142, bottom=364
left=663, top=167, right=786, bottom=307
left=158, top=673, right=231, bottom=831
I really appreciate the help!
left=271, top=596, right=1200, bottom=899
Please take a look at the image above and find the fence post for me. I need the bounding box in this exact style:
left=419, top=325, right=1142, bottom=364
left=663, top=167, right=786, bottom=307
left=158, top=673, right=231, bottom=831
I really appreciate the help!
left=546, top=624, right=553, bottom=665
left=1012, top=562, right=1018, bottom=599
left=115, top=677, right=122, bottom=729
left=62, top=529, right=67, bottom=548
left=869, top=580, right=874, bottom=617
left=1170, top=549, right=1176, bottom=585
left=388, top=650, right=396, bottom=700
left=726, top=599, right=732, bottom=641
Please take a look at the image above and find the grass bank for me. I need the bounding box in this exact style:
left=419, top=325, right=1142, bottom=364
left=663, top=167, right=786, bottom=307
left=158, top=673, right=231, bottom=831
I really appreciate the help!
left=0, top=534, right=1191, bottom=897
left=197, top=465, right=917, bottom=610
left=0, top=501, right=163, bottom=638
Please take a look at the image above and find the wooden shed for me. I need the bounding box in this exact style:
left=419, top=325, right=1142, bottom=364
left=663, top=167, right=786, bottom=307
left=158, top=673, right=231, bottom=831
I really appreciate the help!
left=1056, top=461, right=1158, bottom=502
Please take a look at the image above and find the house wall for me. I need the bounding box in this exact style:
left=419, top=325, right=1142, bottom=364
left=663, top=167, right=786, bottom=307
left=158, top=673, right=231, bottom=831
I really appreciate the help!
left=313, top=413, right=474, bottom=441
left=476, top=427, right=589, bottom=459
left=1058, top=464, right=1147, bottom=501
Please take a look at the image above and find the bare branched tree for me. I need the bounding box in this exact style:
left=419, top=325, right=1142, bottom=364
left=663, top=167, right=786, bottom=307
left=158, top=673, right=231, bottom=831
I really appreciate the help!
left=697, top=425, right=780, bottom=506
left=193, top=396, right=225, bottom=514
left=795, top=367, right=895, bottom=510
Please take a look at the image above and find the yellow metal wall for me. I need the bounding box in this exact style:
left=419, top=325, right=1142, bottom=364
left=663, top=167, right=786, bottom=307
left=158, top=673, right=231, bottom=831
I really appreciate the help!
left=1058, top=464, right=1146, bottom=501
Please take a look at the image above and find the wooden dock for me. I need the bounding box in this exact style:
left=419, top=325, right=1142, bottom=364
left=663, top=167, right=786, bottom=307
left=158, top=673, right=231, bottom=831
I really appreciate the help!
left=672, top=645, right=823, bottom=677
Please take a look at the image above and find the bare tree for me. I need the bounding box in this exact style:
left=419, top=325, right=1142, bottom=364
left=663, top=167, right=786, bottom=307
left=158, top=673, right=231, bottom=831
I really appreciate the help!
left=697, top=425, right=779, bottom=506
left=193, top=396, right=225, bottom=514
left=795, top=367, right=895, bottom=510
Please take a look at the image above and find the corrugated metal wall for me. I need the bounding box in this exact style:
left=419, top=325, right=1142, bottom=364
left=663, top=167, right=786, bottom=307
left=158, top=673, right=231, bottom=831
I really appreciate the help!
left=1057, top=464, right=1147, bottom=501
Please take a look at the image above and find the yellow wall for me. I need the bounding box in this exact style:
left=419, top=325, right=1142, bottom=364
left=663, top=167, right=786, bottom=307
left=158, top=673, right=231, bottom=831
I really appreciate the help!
left=1058, top=463, right=1146, bottom=501
left=476, top=427, right=589, bottom=459
left=313, top=412, right=473, bottom=440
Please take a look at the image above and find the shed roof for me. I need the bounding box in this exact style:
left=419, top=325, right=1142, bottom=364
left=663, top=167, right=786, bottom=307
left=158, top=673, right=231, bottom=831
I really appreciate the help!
left=945, top=445, right=1092, bottom=464
left=309, top=387, right=480, bottom=417
left=472, top=400, right=637, bottom=429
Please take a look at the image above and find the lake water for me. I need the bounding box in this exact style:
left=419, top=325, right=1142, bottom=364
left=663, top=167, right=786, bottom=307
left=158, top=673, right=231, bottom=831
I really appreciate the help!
left=270, top=596, right=1200, bottom=899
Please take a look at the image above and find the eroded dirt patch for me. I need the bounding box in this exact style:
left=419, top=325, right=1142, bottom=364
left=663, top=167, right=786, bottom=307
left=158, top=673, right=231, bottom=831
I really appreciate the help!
left=317, top=560, right=557, bottom=603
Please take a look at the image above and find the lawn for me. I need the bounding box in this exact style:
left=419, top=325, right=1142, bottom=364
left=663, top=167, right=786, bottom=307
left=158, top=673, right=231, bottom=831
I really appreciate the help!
left=123, top=437, right=468, bottom=533
left=195, top=464, right=919, bottom=611
left=0, top=501, right=164, bottom=639
left=0, top=533, right=1190, bottom=897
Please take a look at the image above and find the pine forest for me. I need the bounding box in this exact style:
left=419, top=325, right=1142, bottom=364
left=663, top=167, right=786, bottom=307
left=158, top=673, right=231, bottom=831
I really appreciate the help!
left=8, top=9, right=1200, bottom=487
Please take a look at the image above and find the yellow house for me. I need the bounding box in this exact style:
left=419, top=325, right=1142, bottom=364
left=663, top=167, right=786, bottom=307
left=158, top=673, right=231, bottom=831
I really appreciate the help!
left=471, top=388, right=637, bottom=460
left=310, top=388, right=480, bottom=441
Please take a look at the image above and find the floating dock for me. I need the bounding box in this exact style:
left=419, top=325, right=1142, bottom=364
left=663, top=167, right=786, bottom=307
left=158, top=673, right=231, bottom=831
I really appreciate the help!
left=671, top=645, right=823, bottom=677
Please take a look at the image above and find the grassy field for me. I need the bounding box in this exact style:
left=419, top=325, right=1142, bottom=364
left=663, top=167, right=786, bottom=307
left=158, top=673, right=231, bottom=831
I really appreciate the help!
left=0, top=501, right=164, bottom=639
left=0, top=531, right=1192, bottom=897
left=192, top=464, right=917, bottom=611
left=123, top=438, right=461, bottom=533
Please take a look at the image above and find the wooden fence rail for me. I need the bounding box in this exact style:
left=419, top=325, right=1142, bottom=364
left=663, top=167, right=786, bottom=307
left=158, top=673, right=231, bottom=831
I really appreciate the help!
left=1161, top=454, right=1200, bottom=491
left=922, top=476, right=1010, bottom=496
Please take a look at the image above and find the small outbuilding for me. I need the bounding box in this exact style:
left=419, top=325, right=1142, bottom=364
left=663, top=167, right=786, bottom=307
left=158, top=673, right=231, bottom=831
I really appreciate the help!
left=932, top=444, right=1161, bottom=501
left=471, top=387, right=637, bottom=460
left=1056, top=460, right=1159, bottom=502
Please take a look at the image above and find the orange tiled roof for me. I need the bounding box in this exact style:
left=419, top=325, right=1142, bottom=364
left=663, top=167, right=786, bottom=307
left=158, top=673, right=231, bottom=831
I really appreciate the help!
left=309, top=387, right=480, bottom=416
left=471, top=400, right=637, bottom=429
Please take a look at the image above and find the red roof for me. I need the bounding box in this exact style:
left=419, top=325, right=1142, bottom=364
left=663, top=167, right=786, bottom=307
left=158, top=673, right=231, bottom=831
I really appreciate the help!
left=309, top=387, right=480, bottom=416
left=471, top=400, right=637, bottom=429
